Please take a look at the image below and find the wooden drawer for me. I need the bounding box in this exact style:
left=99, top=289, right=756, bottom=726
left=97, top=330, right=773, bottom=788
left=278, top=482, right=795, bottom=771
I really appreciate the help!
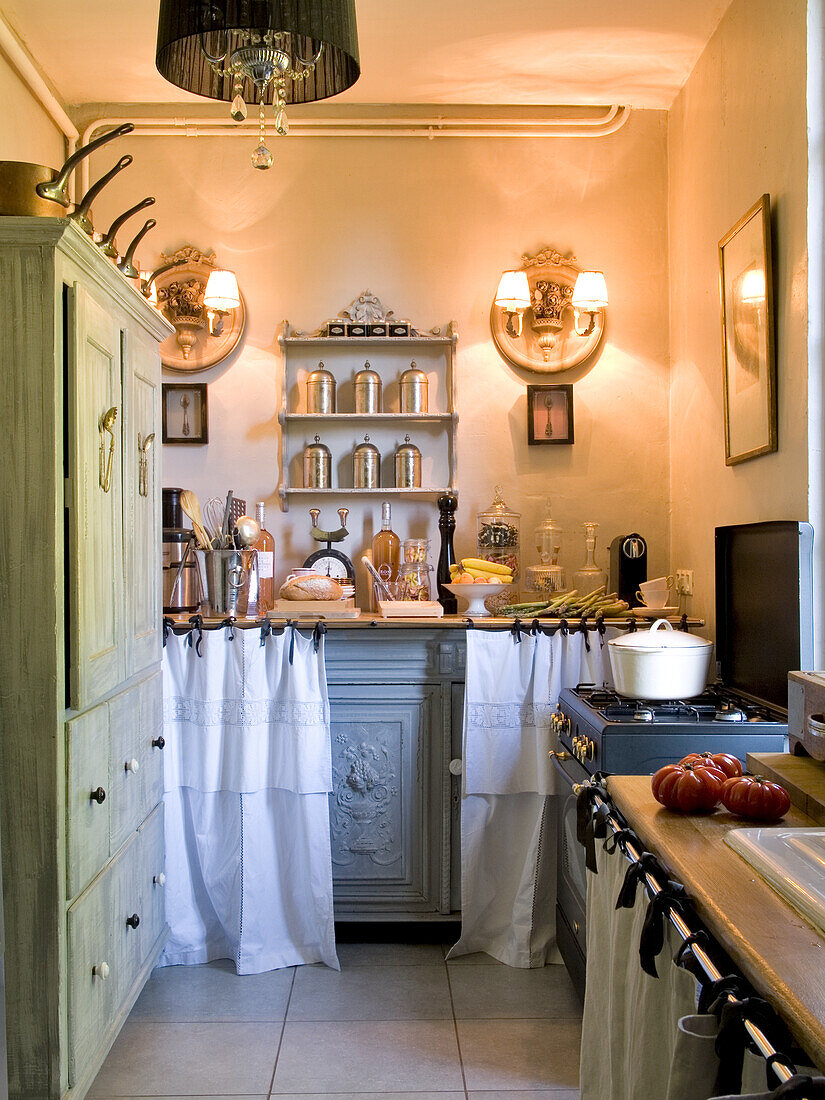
left=67, top=855, right=118, bottom=1086
left=109, top=673, right=164, bottom=852
left=66, top=704, right=111, bottom=899
left=113, top=803, right=165, bottom=1002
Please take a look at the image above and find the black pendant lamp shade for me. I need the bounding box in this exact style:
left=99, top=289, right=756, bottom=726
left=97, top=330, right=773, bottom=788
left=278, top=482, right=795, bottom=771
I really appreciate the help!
left=156, top=0, right=360, bottom=105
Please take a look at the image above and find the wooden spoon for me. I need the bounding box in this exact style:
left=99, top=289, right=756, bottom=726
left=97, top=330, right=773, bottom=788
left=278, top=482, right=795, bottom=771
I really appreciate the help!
left=179, top=489, right=212, bottom=549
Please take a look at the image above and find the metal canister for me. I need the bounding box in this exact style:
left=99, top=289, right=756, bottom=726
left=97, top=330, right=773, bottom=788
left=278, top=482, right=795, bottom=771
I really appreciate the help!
left=353, top=434, right=381, bottom=488
left=306, top=362, right=336, bottom=413
left=303, top=434, right=332, bottom=488
left=354, top=361, right=382, bottom=413
left=394, top=434, right=421, bottom=488
left=399, top=362, right=428, bottom=413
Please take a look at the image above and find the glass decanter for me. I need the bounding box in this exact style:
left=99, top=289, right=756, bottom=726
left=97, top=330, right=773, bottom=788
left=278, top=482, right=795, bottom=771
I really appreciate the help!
left=572, top=521, right=608, bottom=597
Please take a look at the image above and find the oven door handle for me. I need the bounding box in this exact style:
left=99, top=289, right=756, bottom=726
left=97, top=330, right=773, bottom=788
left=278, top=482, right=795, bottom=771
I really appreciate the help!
left=549, top=750, right=571, bottom=761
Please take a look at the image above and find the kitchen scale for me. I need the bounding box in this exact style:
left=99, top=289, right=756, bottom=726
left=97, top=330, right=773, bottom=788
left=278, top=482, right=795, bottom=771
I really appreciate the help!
left=302, top=508, right=356, bottom=583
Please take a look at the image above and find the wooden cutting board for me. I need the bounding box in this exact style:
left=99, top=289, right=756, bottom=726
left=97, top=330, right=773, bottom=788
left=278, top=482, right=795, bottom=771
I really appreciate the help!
left=748, top=751, right=825, bottom=825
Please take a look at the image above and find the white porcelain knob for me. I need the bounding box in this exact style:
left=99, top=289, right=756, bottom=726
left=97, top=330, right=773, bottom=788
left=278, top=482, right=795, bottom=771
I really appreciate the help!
left=93, top=961, right=110, bottom=980
left=449, top=758, right=463, bottom=776
left=153, top=872, right=166, bottom=886
left=125, top=757, right=140, bottom=773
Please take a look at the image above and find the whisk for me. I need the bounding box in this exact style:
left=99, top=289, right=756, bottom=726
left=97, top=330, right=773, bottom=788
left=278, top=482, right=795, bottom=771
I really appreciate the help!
left=204, top=497, right=225, bottom=545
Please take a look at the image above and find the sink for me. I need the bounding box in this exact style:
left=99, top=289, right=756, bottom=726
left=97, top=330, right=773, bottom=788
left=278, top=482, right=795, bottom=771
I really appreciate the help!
left=725, top=827, right=825, bottom=934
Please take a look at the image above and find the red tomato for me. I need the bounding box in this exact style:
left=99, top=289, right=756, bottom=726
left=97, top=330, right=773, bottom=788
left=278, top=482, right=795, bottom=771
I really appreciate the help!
left=720, top=775, right=791, bottom=821
left=679, top=751, right=743, bottom=779
left=651, top=762, right=727, bottom=813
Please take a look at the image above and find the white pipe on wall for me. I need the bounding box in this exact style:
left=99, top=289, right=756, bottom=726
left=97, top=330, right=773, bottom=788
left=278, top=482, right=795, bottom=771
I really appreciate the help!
left=78, top=105, right=631, bottom=193
left=0, top=12, right=78, bottom=151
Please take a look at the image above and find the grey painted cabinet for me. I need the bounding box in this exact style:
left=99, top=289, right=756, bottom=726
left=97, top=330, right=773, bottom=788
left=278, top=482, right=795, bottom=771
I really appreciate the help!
left=325, top=629, right=465, bottom=918
left=0, top=220, right=172, bottom=1099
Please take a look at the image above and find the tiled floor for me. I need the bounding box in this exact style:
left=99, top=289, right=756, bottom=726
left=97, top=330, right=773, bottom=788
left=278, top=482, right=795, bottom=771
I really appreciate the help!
left=89, top=944, right=582, bottom=1099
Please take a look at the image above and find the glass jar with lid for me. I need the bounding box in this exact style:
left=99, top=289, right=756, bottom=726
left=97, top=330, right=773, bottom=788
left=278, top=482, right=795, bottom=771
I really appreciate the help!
left=572, top=521, right=608, bottom=597
left=477, top=485, right=520, bottom=582
left=398, top=560, right=432, bottom=601
left=525, top=498, right=565, bottom=594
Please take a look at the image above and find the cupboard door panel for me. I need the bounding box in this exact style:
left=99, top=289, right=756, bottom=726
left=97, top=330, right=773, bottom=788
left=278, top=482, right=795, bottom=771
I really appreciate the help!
left=329, top=683, right=443, bottom=912
left=67, top=283, right=124, bottom=708
left=123, top=328, right=161, bottom=678
left=66, top=704, right=111, bottom=900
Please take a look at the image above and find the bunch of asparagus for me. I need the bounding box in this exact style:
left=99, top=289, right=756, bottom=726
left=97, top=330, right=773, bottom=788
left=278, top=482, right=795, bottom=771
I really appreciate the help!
left=500, top=585, right=631, bottom=619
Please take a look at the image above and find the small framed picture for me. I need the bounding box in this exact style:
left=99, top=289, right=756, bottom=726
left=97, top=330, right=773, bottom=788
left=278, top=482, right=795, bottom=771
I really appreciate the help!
left=719, top=194, right=777, bottom=465
left=162, top=383, right=208, bottom=445
left=527, top=384, right=574, bottom=445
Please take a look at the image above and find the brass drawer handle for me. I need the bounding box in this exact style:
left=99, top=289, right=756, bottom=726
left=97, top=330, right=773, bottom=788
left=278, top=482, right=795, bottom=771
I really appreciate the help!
left=152, top=735, right=165, bottom=750
left=125, top=913, right=140, bottom=929
left=90, top=786, right=106, bottom=804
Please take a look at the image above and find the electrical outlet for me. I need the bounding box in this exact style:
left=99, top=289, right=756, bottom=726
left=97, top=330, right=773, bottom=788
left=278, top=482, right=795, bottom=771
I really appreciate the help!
left=675, top=569, right=694, bottom=596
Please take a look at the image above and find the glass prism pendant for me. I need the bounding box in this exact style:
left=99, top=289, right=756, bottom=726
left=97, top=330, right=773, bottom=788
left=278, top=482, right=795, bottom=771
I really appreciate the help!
left=274, top=105, right=289, bottom=135
left=230, top=94, right=248, bottom=122
left=251, top=142, right=274, bottom=170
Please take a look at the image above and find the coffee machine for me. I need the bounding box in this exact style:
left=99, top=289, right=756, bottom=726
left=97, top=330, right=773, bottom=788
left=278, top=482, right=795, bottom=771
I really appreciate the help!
left=163, top=487, right=200, bottom=613
left=609, top=532, right=647, bottom=607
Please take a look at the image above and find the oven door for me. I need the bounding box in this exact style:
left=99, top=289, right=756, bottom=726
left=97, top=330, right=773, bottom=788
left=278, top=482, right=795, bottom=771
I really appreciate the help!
left=552, top=750, right=590, bottom=1000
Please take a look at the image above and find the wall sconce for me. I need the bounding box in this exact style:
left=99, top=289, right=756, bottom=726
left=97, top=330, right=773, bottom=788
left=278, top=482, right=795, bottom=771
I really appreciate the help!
left=490, top=245, right=607, bottom=374
left=141, top=245, right=246, bottom=373
left=494, top=270, right=531, bottom=337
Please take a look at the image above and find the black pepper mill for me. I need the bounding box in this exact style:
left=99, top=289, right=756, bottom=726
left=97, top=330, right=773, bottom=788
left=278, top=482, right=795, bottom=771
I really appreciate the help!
left=436, top=494, right=458, bottom=614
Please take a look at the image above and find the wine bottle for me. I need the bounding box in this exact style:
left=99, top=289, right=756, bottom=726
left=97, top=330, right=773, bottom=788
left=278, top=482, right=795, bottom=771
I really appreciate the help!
left=372, top=501, right=400, bottom=605
left=253, top=501, right=276, bottom=612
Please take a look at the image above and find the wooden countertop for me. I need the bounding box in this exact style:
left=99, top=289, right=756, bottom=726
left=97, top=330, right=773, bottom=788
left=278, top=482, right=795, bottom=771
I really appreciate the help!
left=607, top=774, right=825, bottom=1071
left=165, top=613, right=704, bottom=631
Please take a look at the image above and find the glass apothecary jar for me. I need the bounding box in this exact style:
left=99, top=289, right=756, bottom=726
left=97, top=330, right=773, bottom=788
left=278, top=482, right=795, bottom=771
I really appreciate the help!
left=477, top=485, right=520, bottom=582
left=572, top=521, right=608, bottom=597
left=398, top=561, right=432, bottom=601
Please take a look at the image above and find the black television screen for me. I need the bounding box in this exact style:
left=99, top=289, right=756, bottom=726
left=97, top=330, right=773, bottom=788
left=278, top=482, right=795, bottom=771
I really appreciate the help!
left=715, top=521, right=814, bottom=712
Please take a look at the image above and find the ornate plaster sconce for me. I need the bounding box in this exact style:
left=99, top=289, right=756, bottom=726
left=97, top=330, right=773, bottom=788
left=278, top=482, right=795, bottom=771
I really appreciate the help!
left=490, top=246, right=607, bottom=374
left=141, top=246, right=246, bottom=373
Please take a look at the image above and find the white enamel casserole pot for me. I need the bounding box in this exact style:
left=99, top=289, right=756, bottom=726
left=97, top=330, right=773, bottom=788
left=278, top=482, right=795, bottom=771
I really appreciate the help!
left=607, top=619, right=713, bottom=699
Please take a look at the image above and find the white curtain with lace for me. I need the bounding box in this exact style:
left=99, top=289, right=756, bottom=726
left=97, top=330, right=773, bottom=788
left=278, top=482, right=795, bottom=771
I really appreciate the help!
left=159, top=625, right=338, bottom=974
left=448, top=626, right=614, bottom=968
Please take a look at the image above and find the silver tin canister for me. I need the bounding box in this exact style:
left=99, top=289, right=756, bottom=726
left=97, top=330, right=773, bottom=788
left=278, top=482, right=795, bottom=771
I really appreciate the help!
left=303, top=435, right=332, bottom=488
left=395, top=435, right=421, bottom=488
left=353, top=434, right=381, bottom=488
left=354, top=362, right=382, bottom=413
left=306, top=362, right=336, bottom=413
left=399, top=362, right=428, bottom=414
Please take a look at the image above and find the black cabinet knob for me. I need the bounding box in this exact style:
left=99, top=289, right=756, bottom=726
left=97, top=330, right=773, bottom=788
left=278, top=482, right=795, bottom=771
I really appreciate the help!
left=151, top=735, right=165, bottom=750
left=90, top=787, right=106, bottom=804
left=125, top=913, right=140, bottom=929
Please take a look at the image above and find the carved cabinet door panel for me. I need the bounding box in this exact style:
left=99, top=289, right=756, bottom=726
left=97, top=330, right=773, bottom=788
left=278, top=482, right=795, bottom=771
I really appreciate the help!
left=328, top=683, right=449, bottom=915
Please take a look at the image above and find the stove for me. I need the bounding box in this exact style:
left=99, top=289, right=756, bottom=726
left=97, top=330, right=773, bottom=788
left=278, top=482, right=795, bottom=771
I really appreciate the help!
left=555, top=682, right=788, bottom=775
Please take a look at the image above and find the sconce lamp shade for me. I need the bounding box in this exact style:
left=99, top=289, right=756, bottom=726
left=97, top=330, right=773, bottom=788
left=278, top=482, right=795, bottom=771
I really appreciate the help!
left=155, top=0, right=360, bottom=105
left=495, top=270, right=531, bottom=312
left=572, top=270, right=608, bottom=310
left=204, top=269, right=241, bottom=312
left=739, top=267, right=766, bottom=304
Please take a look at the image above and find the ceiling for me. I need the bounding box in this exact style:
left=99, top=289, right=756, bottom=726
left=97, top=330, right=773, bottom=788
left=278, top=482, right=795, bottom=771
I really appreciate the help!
left=3, top=0, right=733, bottom=110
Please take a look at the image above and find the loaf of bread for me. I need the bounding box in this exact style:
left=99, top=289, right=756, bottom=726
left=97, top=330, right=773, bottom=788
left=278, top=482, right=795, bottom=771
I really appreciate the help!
left=278, top=574, right=343, bottom=601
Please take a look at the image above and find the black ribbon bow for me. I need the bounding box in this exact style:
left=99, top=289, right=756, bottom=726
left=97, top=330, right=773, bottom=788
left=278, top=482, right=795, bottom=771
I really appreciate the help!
left=575, top=786, right=611, bottom=872
left=638, top=880, right=688, bottom=977
left=711, top=994, right=778, bottom=1095
left=615, top=851, right=662, bottom=910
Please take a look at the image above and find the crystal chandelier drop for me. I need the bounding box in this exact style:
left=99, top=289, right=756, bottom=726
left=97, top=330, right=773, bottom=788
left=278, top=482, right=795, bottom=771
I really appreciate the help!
left=156, top=2, right=360, bottom=170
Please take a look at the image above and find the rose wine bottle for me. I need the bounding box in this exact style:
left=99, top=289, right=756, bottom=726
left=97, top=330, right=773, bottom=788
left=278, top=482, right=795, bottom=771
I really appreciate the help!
left=253, top=501, right=276, bottom=612
left=372, top=501, right=400, bottom=602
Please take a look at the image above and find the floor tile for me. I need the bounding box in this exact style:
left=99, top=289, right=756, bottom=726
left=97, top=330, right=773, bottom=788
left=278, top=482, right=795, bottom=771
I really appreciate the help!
left=467, top=1092, right=579, bottom=1099
left=269, top=1094, right=464, bottom=1099
left=449, top=962, right=581, bottom=1019
left=130, top=960, right=294, bottom=1021
left=444, top=948, right=505, bottom=965
left=289, top=962, right=452, bottom=1021
left=271, top=1020, right=464, bottom=1094
left=88, top=1020, right=280, bottom=1096
left=458, top=1018, right=582, bottom=1092
left=106, top=1096, right=267, bottom=1099
left=335, top=941, right=446, bottom=966
left=467, top=1093, right=579, bottom=1099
